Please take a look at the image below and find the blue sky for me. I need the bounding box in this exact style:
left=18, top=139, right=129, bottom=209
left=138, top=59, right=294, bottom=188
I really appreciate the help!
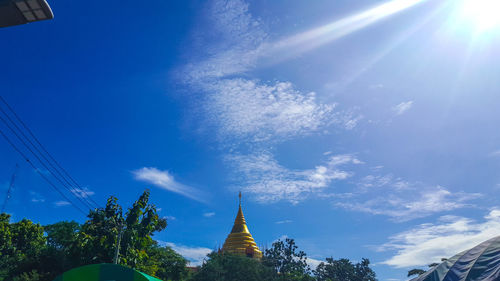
left=2, top=0, right=500, bottom=280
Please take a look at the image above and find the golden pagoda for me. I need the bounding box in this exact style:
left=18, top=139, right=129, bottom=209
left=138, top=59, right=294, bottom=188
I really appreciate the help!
left=221, top=192, right=263, bottom=259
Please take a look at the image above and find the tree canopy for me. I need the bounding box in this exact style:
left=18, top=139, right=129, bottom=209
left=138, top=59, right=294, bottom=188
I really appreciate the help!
left=0, top=190, right=188, bottom=281
left=191, top=238, right=377, bottom=281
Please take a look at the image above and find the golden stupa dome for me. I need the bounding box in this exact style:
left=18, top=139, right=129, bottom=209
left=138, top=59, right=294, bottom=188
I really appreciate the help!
left=222, top=192, right=263, bottom=259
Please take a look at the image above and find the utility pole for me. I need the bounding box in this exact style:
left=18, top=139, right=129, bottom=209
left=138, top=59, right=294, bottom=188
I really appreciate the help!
left=1, top=164, right=18, bottom=213
left=113, top=222, right=124, bottom=264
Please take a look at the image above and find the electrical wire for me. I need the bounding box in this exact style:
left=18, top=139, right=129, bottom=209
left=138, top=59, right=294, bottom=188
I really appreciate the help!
left=0, top=113, right=96, bottom=211
left=0, top=127, right=87, bottom=215
left=0, top=96, right=101, bottom=209
left=0, top=104, right=99, bottom=209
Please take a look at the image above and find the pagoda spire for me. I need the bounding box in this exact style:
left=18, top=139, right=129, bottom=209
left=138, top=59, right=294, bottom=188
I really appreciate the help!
left=221, top=192, right=262, bottom=259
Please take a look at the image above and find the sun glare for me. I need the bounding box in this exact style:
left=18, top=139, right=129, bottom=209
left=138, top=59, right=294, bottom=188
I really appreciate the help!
left=459, top=0, right=500, bottom=32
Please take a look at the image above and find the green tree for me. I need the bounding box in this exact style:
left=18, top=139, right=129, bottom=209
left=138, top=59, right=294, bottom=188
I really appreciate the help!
left=75, top=190, right=167, bottom=275
left=192, top=252, right=275, bottom=281
left=407, top=258, right=447, bottom=278
left=0, top=190, right=184, bottom=281
left=0, top=214, right=47, bottom=281
left=145, top=245, right=190, bottom=281
left=407, top=269, right=425, bottom=278
left=314, top=257, right=376, bottom=281
left=263, top=238, right=314, bottom=281
left=40, top=221, right=81, bottom=279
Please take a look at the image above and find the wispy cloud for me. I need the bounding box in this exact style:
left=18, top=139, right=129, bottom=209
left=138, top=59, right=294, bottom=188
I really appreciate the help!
left=370, top=84, right=384, bottom=89
left=164, top=215, right=176, bottom=221
left=203, top=212, right=216, bottom=218
left=160, top=241, right=212, bottom=266
left=180, top=0, right=360, bottom=146
left=30, top=191, right=45, bottom=203
left=337, top=186, right=481, bottom=222
left=182, top=0, right=266, bottom=82
left=380, top=209, right=500, bottom=268
left=275, top=219, right=293, bottom=224
left=205, top=79, right=338, bottom=142
left=175, top=0, right=368, bottom=207
left=133, top=167, right=207, bottom=203
left=392, top=101, right=414, bottom=115
left=69, top=187, right=94, bottom=199
left=358, top=174, right=407, bottom=190
left=229, top=152, right=361, bottom=204
left=54, top=200, right=70, bottom=207
left=489, top=150, right=500, bottom=157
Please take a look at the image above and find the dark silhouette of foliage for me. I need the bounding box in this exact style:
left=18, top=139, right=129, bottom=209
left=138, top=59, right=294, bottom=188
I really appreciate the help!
left=314, top=257, right=376, bottom=281
left=408, top=269, right=426, bottom=277
left=407, top=258, right=448, bottom=278
left=0, top=191, right=184, bottom=281
left=192, top=252, right=275, bottom=281
left=263, top=238, right=314, bottom=280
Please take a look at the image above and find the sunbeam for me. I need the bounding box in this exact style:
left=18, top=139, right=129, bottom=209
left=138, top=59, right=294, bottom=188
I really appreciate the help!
left=259, top=0, right=426, bottom=64
left=330, top=1, right=448, bottom=94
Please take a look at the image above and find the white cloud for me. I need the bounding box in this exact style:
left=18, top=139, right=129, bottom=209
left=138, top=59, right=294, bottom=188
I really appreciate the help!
left=203, top=212, right=216, bottom=218
left=229, top=152, right=361, bottom=204
left=160, top=241, right=213, bottom=266
left=358, top=174, right=394, bottom=188
left=370, top=165, right=384, bottom=170
left=132, top=167, right=207, bottom=203
left=392, top=101, right=414, bottom=115
left=181, top=0, right=359, bottom=145
left=54, top=200, right=70, bottom=207
left=276, top=220, right=293, bottom=224
left=337, top=186, right=481, bottom=222
left=29, top=191, right=45, bottom=203
left=370, top=84, right=384, bottom=89
left=182, top=0, right=266, bottom=82
left=307, top=257, right=324, bottom=270
left=489, top=150, right=500, bottom=157
left=381, top=209, right=500, bottom=268
left=358, top=174, right=410, bottom=191
left=165, top=215, right=176, bottom=221
left=69, top=187, right=94, bottom=199
left=204, top=78, right=338, bottom=142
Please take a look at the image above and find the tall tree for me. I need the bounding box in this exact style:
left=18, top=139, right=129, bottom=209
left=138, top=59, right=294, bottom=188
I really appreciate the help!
left=0, top=214, right=47, bottom=281
left=314, top=257, right=377, bottom=281
left=75, top=190, right=167, bottom=273
left=192, top=252, right=275, bottom=281
left=147, top=246, right=190, bottom=281
left=0, top=191, right=183, bottom=281
left=263, top=238, right=314, bottom=281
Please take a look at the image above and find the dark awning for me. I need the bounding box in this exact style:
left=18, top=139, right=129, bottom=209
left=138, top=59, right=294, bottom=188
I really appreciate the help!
left=0, top=0, right=53, bottom=28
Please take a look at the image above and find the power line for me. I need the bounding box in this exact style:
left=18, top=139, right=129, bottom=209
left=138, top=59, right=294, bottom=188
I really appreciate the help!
left=0, top=104, right=99, bottom=209
left=0, top=96, right=101, bottom=209
left=0, top=127, right=87, bottom=215
left=0, top=112, right=96, bottom=211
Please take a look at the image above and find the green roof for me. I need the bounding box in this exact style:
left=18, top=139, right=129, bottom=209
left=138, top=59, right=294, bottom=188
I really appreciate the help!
left=53, top=263, right=163, bottom=281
